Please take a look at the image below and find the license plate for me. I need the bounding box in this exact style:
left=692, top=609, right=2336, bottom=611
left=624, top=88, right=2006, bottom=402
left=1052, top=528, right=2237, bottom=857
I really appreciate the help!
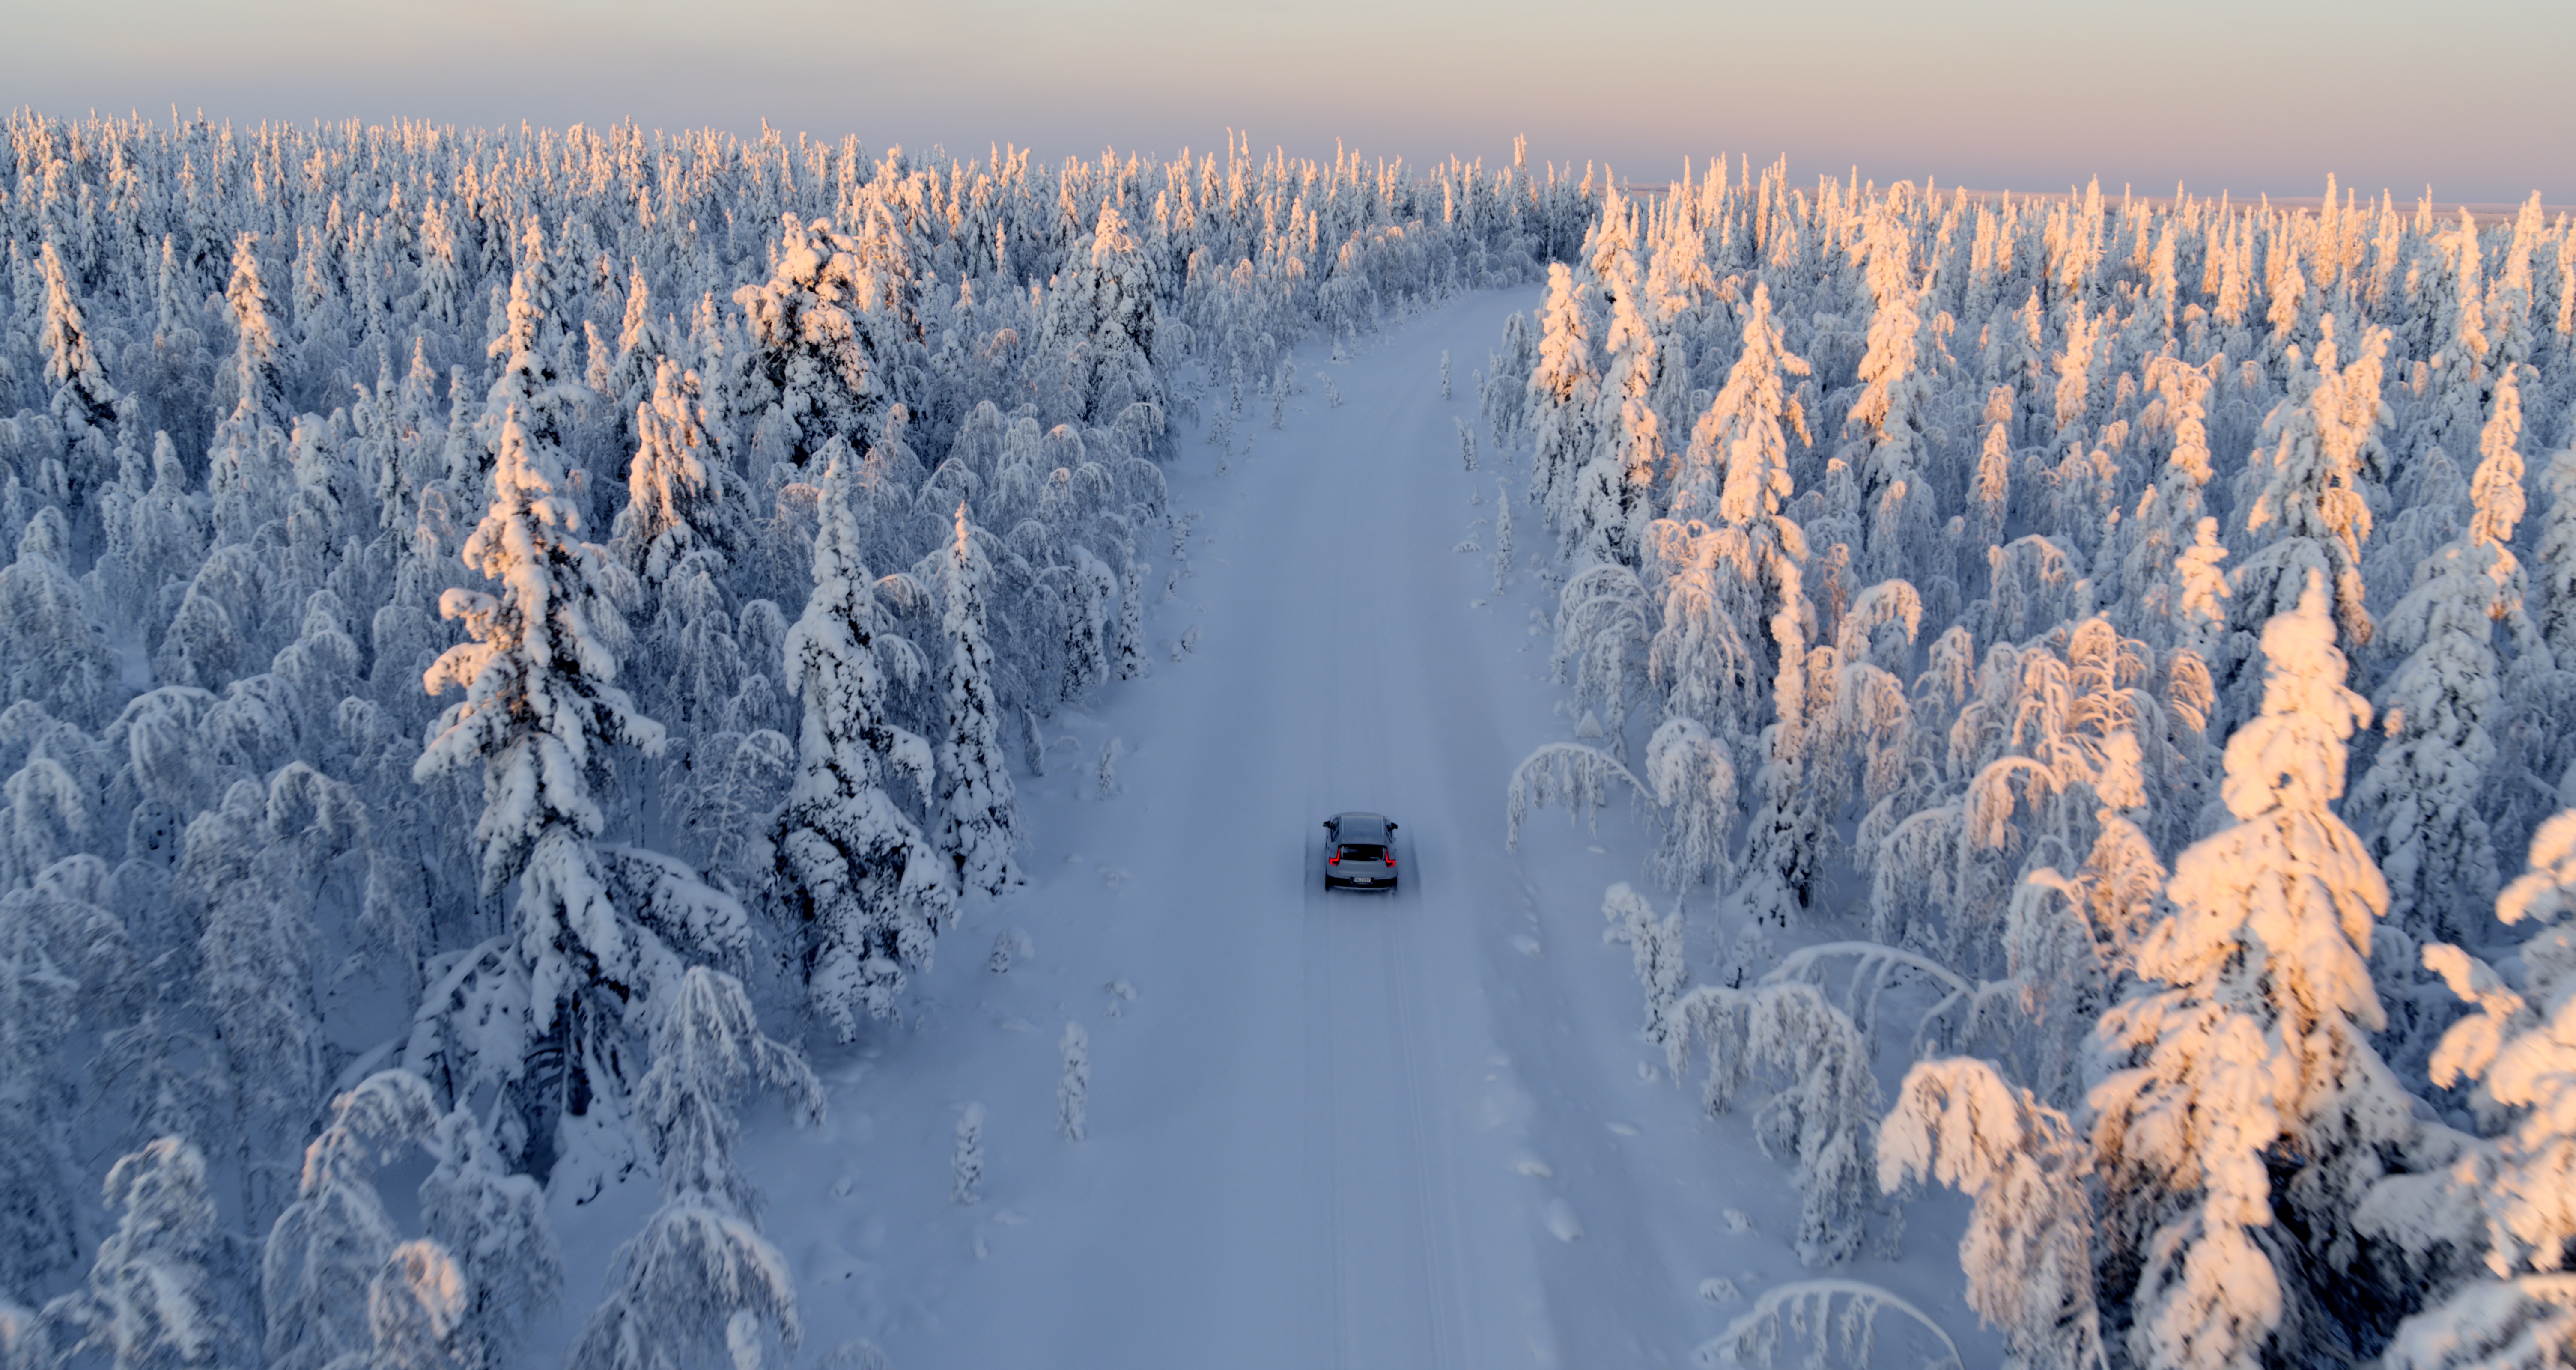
left=1352, top=877, right=1373, bottom=884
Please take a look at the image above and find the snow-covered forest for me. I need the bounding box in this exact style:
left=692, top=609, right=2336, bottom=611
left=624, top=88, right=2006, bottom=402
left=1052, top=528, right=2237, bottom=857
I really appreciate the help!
left=8, top=101, right=2576, bottom=1370
left=0, top=113, right=1569, bottom=1368
left=1492, top=164, right=2576, bottom=1367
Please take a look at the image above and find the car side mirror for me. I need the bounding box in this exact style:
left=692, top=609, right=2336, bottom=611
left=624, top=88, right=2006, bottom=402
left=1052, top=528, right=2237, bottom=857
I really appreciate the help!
left=1387, top=821, right=1398, bottom=831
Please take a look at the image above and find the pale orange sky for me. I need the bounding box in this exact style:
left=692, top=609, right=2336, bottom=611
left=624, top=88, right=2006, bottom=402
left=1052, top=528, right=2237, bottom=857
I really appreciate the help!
left=11, top=0, right=2571, bottom=203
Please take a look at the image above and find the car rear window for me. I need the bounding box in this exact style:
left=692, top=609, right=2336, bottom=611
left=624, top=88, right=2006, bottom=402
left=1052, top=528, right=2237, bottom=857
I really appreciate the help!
left=1337, top=844, right=1386, bottom=862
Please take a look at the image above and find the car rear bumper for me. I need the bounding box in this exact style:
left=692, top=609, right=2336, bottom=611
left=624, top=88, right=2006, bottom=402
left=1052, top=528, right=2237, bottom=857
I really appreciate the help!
left=1326, top=873, right=1398, bottom=890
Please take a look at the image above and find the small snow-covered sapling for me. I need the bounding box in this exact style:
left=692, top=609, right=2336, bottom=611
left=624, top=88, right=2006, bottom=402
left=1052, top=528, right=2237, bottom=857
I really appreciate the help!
left=1094, top=739, right=1123, bottom=800
left=1456, top=416, right=1476, bottom=471
left=1058, top=1022, right=1089, bottom=1141
left=953, top=1104, right=983, bottom=1203
left=1440, top=349, right=1452, bottom=399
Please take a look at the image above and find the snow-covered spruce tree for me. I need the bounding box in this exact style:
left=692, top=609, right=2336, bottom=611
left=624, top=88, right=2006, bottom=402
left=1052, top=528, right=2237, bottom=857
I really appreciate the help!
left=417, top=1104, right=561, bottom=1362
left=733, top=214, right=894, bottom=472
left=2312, top=817, right=2524, bottom=1340
left=2352, top=550, right=2507, bottom=1015
left=1058, top=1020, right=1090, bottom=1141
left=2370, top=810, right=2576, bottom=1367
left=1524, top=263, right=1597, bottom=524
left=479, top=256, right=589, bottom=507
left=1846, top=206, right=1940, bottom=588
left=2122, top=356, right=2220, bottom=649
left=1738, top=545, right=1827, bottom=928
left=1648, top=279, right=1810, bottom=748
left=930, top=503, right=1020, bottom=897
left=569, top=966, right=820, bottom=1370
left=189, top=763, right=376, bottom=1226
left=328, top=1240, right=479, bottom=1370
left=610, top=357, right=736, bottom=584
left=2493, top=389, right=2576, bottom=869
left=37, top=239, right=121, bottom=445
left=1645, top=716, right=1735, bottom=893
left=2227, top=318, right=2391, bottom=673
left=774, top=444, right=954, bottom=1037
left=408, top=406, right=739, bottom=1176
left=2091, top=572, right=2418, bottom=1369
left=209, top=232, right=294, bottom=544
left=1551, top=562, right=1652, bottom=758
left=1563, top=203, right=1657, bottom=568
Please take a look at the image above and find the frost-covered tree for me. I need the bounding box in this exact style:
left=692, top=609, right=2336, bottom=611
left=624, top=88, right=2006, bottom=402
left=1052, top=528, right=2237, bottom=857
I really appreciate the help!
left=2123, top=357, right=2220, bottom=647
left=0, top=506, right=120, bottom=728
left=209, top=234, right=294, bottom=543
left=1563, top=210, right=1658, bottom=567
left=2354, top=363, right=2529, bottom=1065
left=1665, top=980, right=1881, bottom=1266
left=1738, top=547, right=1827, bottom=927
left=2355, top=545, right=2505, bottom=969
left=417, top=1106, right=559, bottom=1363
left=633, top=966, right=822, bottom=1216
left=328, top=1240, right=478, bottom=1370
left=774, top=445, right=954, bottom=1035
left=1645, top=717, right=1735, bottom=893
left=1602, top=882, right=1688, bottom=1048
left=570, top=967, right=818, bottom=1370
left=1037, top=201, right=1166, bottom=435
left=1879, top=1058, right=2099, bottom=1370
left=2092, top=572, right=2415, bottom=1370
left=41, top=1138, right=233, bottom=1370
left=263, top=1071, right=443, bottom=1370
left=0, top=861, right=134, bottom=1297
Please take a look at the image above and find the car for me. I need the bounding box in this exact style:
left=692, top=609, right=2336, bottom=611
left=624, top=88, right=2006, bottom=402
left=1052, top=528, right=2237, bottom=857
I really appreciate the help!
left=1321, top=812, right=1399, bottom=890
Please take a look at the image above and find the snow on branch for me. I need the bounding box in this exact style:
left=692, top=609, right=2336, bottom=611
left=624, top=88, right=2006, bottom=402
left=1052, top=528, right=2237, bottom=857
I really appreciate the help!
left=2384, top=1275, right=2576, bottom=1370
left=1700, top=1278, right=1963, bottom=1370
left=1506, top=742, right=1649, bottom=851
left=1762, top=941, right=1976, bottom=1054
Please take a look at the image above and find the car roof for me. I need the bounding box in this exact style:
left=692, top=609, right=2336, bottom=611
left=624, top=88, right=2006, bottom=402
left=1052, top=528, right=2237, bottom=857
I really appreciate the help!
left=1331, top=812, right=1390, bottom=837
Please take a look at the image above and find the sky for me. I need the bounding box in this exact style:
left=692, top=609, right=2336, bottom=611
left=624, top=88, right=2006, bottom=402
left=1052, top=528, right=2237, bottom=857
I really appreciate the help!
left=10, top=0, right=2573, bottom=204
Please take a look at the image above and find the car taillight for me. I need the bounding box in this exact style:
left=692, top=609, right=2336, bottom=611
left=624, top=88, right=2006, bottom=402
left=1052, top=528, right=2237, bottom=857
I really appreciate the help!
left=1384, top=850, right=1396, bottom=866
left=1328, top=849, right=1341, bottom=864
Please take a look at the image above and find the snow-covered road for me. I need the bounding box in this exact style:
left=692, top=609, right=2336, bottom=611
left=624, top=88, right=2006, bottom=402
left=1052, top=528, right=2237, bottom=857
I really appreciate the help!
left=575, top=288, right=1989, bottom=1370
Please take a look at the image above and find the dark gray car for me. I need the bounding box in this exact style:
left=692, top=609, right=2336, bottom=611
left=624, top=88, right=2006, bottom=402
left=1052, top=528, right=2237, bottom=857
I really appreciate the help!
left=1322, top=812, right=1399, bottom=890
